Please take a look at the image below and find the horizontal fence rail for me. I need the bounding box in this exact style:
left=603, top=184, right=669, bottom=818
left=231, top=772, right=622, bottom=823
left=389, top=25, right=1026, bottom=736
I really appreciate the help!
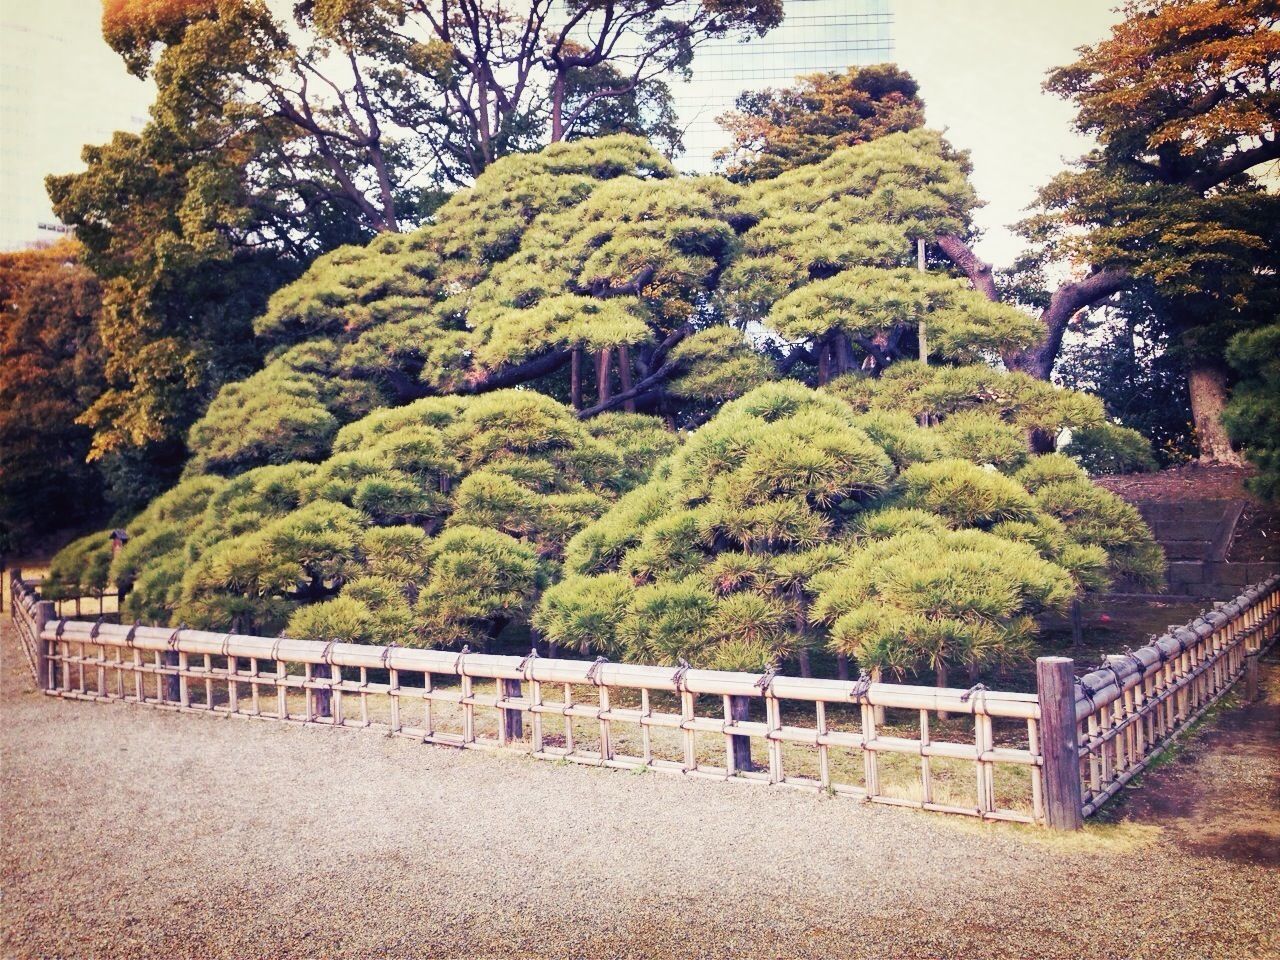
left=7, top=568, right=1277, bottom=829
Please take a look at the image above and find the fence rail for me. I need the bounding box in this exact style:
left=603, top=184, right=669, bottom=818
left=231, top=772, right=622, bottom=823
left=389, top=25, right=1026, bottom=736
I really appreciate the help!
left=1071, top=577, right=1277, bottom=819
left=7, top=568, right=1277, bottom=829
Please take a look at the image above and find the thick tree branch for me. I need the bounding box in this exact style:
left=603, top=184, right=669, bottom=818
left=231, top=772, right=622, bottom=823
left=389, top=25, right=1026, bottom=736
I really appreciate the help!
left=1184, top=137, right=1280, bottom=192
left=936, top=234, right=997, bottom=301
left=1005, top=268, right=1130, bottom=378
left=936, top=232, right=1130, bottom=379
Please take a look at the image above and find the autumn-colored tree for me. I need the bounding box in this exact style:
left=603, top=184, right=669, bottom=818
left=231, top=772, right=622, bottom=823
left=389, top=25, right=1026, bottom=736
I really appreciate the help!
left=714, top=64, right=925, bottom=182
left=936, top=0, right=1280, bottom=462
left=0, top=242, right=106, bottom=552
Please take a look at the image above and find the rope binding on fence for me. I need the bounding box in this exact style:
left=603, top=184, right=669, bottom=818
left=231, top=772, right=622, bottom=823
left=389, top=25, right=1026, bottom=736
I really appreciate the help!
left=850, top=669, right=872, bottom=704
left=960, top=682, right=987, bottom=703
left=454, top=644, right=471, bottom=677
left=124, top=621, right=140, bottom=648
left=586, top=656, right=609, bottom=686
left=671, top=658, right=691, bottom=692
left=517, top=648, right=539, bottom=680
left=755, top=664, right=778, bottom=697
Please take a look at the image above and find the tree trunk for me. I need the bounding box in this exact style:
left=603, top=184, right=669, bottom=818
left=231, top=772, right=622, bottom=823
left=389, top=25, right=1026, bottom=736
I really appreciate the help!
left=596, top=349, right=612, bottom=406
left=835, top=652, right=850, bottom=682
left=795, top=649, right=812, bottom=679
left=570, top=345, right=583, bottom=410
left=816, top=341, right=833, bottom=385
left=935, top=660, right=950, bottom=721
left=1187, top=362, right=1243, bottom=465
left=616, top=345, right=636, bottom=413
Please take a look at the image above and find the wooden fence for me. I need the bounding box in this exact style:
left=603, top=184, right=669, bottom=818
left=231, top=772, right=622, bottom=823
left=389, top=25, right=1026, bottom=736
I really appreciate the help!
left=6, top=568, right=1277, bottom=830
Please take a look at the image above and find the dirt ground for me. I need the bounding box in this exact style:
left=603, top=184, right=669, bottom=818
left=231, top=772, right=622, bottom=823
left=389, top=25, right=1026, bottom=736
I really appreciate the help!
left=2, top=621, right=1277, bottom=960
left=1097, top=464, right=1278, bottom=564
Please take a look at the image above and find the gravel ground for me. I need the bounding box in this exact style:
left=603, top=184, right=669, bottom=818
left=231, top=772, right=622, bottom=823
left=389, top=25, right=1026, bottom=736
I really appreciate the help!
left=2, top=620, right=1277, bottom=960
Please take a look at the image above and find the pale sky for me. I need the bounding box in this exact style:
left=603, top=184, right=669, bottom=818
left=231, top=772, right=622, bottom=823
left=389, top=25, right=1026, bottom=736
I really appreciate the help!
left=0, top=0, right=1123, bottom=266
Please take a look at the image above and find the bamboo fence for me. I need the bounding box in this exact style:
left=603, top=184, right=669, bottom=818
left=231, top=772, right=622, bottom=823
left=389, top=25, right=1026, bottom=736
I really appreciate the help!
left=7, top=568, right=1277, bottom=829
left=1070, top=575, right=1278, bottom=820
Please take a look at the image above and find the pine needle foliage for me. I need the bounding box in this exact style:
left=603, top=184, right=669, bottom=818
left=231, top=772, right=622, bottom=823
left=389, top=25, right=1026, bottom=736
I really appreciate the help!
left=536, top=382, right=1161, bottom=674
left=59, top=390, right=671, bottom=643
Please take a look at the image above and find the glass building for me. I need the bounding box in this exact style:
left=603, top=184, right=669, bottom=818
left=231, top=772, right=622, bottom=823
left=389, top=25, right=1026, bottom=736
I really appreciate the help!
left=672, top=0, right=895, bottom=172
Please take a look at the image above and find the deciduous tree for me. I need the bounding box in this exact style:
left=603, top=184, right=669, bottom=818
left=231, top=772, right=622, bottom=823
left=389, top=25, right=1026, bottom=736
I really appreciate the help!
left=0, top=242, right=106, bottom=552
left=715, top=64, right=925, bottom=182
left=936, top=0, right=1280, bottom=463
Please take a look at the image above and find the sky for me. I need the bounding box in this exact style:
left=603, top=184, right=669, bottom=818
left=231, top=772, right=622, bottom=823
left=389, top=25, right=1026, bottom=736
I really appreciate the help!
left=0, top=0, right=1123, bottom=266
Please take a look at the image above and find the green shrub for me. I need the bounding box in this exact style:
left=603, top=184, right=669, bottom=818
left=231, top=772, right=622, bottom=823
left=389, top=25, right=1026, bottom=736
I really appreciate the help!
left=1224, top=323, right=1280, bottom=500
left=1063, top=423, right=1159, bottom=475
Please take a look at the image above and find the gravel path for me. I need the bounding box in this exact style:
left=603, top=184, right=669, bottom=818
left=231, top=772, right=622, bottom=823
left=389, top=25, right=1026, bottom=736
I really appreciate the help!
left=2, top=620, right=1277, bottom=960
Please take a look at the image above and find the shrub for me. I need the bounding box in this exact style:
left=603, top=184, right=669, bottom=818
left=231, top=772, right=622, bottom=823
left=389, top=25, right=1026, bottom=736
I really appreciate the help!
left=1063, top=423, right=1159, bottom=475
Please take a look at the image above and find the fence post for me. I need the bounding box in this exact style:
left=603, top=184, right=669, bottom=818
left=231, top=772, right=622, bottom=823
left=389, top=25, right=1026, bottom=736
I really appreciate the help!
left=728, top=695, right=753, bottom=771
left=34, top=599, right=55, bottom=690
left=1244, top=652, right=1260, bottom=703
left=313, top=663, right=332, bottom=718
left=501, top=679, right=523, bottom=742
left=5, top=566, right=17, bottom=616
left=1036, top=656, right=1084, bottom=831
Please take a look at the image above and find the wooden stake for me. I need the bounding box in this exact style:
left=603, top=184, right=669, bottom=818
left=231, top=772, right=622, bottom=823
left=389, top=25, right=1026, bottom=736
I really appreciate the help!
left=501, top=678, right=523, bottom=742
left=1036, top=657, right=1084, bottom=830
left=728, top=694, right=752, bottom=772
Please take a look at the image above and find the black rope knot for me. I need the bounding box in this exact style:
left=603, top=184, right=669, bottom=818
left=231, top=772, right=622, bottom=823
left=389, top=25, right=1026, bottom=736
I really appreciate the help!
left=671, top=658, right=691, bottom=692
left=960, top=682, right=987, bottom=703
left=89, top=617, right=104, bottom=639
left=454, top=644, right=472, bottom=677
left=380, top=641, right=398, bottom=670
left=1074, top=677, right=1097, bottom=711
left=517, top=648, right=539, bottom=680
left=754, top=664, right=778, bottom=697
left=586, top=656, right=609, bottom=686
left=124, top=620, right=140, bottom=649
left=167, top=623, right=187, bottom=651
left=850, top=669, right=872, bottom=704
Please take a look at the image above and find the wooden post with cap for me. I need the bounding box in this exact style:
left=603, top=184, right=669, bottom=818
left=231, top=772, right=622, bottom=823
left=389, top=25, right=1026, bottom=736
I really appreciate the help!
left=1036, top=656, right=1084, bottom=830
left=34, top=599, right=55, bottom=690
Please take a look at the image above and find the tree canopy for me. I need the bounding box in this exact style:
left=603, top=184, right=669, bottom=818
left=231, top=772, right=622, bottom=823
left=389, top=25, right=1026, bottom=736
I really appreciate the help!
left=177, top=128, right=1046, bottom=480
left=100, top=0, right=783, bottom=227
left=715, top=64, right=925, bottom=182
left=49, top=388, right=673, bottom=646
left=0, top=242, right=106, bottom=552
left=48, top=130, right=1165, bottom=689
left=537, top=380, right=1160, bottom=676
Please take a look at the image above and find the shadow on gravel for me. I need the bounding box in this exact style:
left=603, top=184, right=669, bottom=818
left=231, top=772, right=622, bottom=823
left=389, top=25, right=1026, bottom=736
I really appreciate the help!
left=1103, top=656, right=1280, bottom=867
